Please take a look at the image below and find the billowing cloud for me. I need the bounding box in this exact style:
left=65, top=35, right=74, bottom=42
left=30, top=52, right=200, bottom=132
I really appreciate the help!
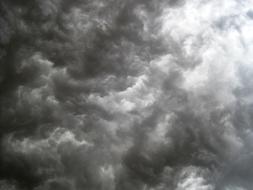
left=1, top=0, right=253, bottom=189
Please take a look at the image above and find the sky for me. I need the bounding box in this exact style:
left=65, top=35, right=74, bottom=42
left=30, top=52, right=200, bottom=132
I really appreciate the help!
left=0, top=0, right=253, bottom=189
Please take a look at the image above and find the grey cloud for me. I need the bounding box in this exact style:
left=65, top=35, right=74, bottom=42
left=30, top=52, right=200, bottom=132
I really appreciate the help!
left=247, top=10, right=253, bottom=19
left=1, top=0, right=253, bottom=190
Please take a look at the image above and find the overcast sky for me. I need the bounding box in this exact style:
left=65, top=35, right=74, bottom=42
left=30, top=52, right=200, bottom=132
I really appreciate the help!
left=1, top=0, right=253, bottom=190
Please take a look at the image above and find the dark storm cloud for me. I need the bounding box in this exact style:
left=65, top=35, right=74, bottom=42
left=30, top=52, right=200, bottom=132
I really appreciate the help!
left=1, top=0, right=253, bottom=190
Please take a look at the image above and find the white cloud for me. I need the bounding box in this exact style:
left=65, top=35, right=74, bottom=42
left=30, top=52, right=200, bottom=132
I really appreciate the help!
left=4, top=127, right=92, bottom=155
left=157, top=0, right=253, bottom=114
left=176, top=167, right=213, bottom=190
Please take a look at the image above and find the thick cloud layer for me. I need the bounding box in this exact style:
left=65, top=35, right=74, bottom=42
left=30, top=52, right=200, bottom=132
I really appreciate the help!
left=1, top=0, right=253, bottom=189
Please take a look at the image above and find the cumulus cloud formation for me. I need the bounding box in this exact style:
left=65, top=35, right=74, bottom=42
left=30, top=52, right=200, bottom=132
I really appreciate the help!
left=1, top=0, right=253, bottom=189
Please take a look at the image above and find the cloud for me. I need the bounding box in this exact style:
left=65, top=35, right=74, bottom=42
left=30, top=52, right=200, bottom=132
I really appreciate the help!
left=1, top=0, right=253, bottom=189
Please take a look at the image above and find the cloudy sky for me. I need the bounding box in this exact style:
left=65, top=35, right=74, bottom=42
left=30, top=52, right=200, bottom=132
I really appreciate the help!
left=1, top=0, right=253, bottom=189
